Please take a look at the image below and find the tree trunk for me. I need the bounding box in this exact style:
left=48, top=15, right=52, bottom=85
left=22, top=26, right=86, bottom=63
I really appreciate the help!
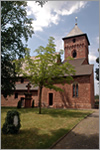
left=39, top=86, right=43, bottom=114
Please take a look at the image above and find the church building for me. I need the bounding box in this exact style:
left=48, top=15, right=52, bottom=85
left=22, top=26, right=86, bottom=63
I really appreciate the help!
left=1, top=22, right=95, bottom=109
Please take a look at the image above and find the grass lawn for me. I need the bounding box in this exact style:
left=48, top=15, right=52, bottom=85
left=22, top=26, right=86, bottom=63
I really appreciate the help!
left=1, top=107, right=93, bottom=149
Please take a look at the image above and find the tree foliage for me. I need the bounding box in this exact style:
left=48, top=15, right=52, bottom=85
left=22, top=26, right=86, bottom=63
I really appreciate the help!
left=15, top=37, right=75, bottom=114
left=95, top=49, right=99, bottom=81
left=1, top=1, right=34, bottom=97
left=95, top=94, right=99, bottom=100
left=35, top=1, right=47, bottom=7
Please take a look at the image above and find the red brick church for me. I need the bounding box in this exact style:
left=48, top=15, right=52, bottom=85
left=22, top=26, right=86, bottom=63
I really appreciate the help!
left=1, top=23, right=95, bottom=108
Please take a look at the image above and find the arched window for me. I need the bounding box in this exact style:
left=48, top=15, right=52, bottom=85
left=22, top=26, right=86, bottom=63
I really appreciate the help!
left=73, top=84, right=78, bottom=97
left=72, top=50, right=77, bottom=58
left=76, top=84, right=78, bottom=97
left=73, top=84, right=75, bottom=97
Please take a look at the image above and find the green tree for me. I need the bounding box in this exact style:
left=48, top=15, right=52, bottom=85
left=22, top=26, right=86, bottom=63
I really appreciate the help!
left=95, top=49, right=99, bottom=81
left=95, top=94, right=99, bottom=100
left=1, top=1, right=34, bottom=97
left=15, top=37, right=75, bottom=114
left=35, top=1, right=47, bottom=7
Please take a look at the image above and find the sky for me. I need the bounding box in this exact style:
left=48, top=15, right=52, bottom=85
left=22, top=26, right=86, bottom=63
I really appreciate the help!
left=26, top=1, right=99, bottom=95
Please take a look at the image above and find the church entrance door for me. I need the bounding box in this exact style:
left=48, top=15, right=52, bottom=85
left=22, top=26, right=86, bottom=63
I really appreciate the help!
left=49, top=93, right=53, bottom=105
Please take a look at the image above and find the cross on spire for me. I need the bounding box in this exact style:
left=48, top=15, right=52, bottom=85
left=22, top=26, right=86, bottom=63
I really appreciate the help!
left=75, top=17, right=78, bottom=25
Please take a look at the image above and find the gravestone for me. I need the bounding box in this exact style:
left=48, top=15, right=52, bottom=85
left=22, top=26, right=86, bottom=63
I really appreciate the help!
left=13, top=115, right=18, bottom=127
left=2, top=110, right=21, bottom=134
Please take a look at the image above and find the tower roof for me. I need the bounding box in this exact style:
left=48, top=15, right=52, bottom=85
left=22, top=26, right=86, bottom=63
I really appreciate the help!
left=66, top=24, right=84, bottom=37
left=62, top=23, right=90, bottom=45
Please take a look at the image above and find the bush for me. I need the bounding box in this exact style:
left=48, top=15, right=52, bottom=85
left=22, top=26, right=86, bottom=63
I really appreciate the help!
left=2, top=110, right=21, bottom=134
left=95, top=100, right=99, bottom=109
left=95, top=101, right=99, bottom=105
left=32, top=100, right=34, bottom=108
left=95, top=95, right=99, bottom=99
left=17, top=100, right=22, bottom=108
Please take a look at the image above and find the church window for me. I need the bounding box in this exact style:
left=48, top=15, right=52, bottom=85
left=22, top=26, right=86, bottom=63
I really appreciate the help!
left=76, top=84, right=78, bottom=97
left=73, top=84, right=78, bottom=97
left=15, top=93, right=18, bottom=99
left=72, top=50, right=77, bottom=58
left=73, top=84, right=75, bottom=97
left=21, top=78, right=24, bottom=83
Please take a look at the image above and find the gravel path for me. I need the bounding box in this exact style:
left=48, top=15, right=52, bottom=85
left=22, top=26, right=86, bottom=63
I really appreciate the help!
left=51, top=109, right=99, bottom=149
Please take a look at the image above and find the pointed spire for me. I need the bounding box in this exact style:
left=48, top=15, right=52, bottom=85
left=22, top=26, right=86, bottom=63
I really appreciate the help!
left=66, top=18, right=84, bottom=38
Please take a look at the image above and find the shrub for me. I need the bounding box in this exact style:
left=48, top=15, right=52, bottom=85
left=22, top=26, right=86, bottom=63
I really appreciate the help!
left=32, top=100, right=34, bottom=108
left=95, top=100, right=99, bottom=109
left=2, top=110, right=21, bottom=134
left=95, top=101, right=99, bottom=105
left=17, top=100, right=22, bottom=108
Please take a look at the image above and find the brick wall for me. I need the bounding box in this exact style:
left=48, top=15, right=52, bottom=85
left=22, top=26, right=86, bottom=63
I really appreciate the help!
left=41, top=75, right=92, bottom=109
left=90, top=69, right=95, bottom=108
left=1, top=77, right=39, bottom=108
left=1, top=75, right=93, bottom=109
left=1, top=71, right=94, bottom=109
left=1, top=90, right=38, bottom=107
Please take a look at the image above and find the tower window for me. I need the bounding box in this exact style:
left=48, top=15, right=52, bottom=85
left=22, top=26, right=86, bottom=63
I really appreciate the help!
left=73, top=39, right=76, bottom=43
left=72, top=50, right=77, bottom=58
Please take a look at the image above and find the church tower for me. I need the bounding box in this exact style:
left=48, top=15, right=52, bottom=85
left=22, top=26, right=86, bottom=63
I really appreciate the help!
left=62, top=22, right=90, bottom=64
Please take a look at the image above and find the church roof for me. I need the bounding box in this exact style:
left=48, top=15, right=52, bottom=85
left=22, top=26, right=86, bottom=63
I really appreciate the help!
left=15, top=58, right=93, bottom=91
left=73, top=65, right=93, bottom=76
left=63, top=58, right=93, bottom=76
left=64, top=58, right=86, bottom=66
left=15, top=83, right=38, bottom=90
